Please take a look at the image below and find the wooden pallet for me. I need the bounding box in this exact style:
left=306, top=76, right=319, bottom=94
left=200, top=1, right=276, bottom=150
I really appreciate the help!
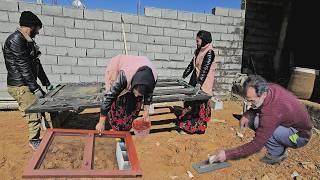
left=26, top=78, right=211, bottom=113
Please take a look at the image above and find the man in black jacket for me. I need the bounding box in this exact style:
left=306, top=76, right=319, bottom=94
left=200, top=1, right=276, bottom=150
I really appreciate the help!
left=2, top=11, right=53, bottom=150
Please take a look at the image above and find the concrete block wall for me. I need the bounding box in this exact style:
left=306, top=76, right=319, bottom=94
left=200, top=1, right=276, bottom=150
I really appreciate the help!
left=0, top=2, right=245, bottom=99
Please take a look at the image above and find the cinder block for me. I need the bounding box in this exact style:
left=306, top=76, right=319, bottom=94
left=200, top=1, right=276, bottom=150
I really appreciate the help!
left=89, top=67, right=105, bottom=75
left=94, top=21, right=112, bottom=31
left=54, top=17, right=74, bottom=28
left=85, top=29, right=103, bottom=40
left=42, top=5, right=63, bottom=16
left=113, top=41, right=129, bottom=50
left=78, top=57, right=97, bottom=66
left=121, top=14, right=138, bottom=24
left=201, top=23, right=215, bottom=31
left=185, top=39, right=196, bottom=48
left=0, top=32, right=11, bottom=43
left=66, top=28, right=84, bottom=38
left=211, top=33, right=221, bottom=40
left=192, top=13, right=207, bottom=22
left=104, top=11, right=121, bottom=22
left=178, top=47, right=192, bottom=54
left=221, top=34, right=234, bottom=41
left=155, top=18, right=171, bottom=28
left=212, top=7, right=229, bottom=16
left=61, top=74, right=80, bottom=83
left=44, top=26, right=65, bottom=37
left=177, top=11, right=192, bottom=21
left=40, top=55, right=57, bottom=65
left=75, top=19, right=94, bottom=29
left=138, top=34, right=154, bottom=44
left=186, top=22, right=201, bottom=31
left=95, top=40, right=113, bottom=49
left=130, top=42, right=146, bottom=51
left=19, top=2, right=41, bottom=14
left=147, top=27, right=163, bottom=36
left=67, top=47, right=86, bottom=57
left=207, top=15, right=221, bottom=24
left=161, top=9, right=177, bottom=19
left=233, top=18, right=244, bottom=26
left=35, top=35, right=55, bottom=46
left=0, top=11, right=8, bottom=21
left=63, top=7, right=84, bottom=18
left=233, top=34, right=243, bottom=41
left=87, top=48, right=105, bottom=57
left=154, top=53, right=169, bottom=61
left=170, top=37, right=185, bottom=46
left=170, top=54, right=184, bottom=61
left=37, top=15, right=54, bottom=26
left=41, top=65, right=52, bottom=73
left=72, top=66, right=90, bottom=75
left=221, top=16, right=234, bottom=25
left=131, top=24, right=147, bottom=34
left=1, top=22, right=18, bottom=33
left=0, top=1, right=18, bottom=11
left=214, top=25, right=228, bottom=33
left=52, top=65, right=71, bottom=74
left=97, top=75, right=104, bottom=82
left=56, top=37, right=75, bottom=47
left=125, top=33, right=138, bottom=42
left=80, top=75, right=97, bottom=82
left=227, top=26, right=236, bottom=34
left=138, top=16, right=155, bottom=26
left=162, top=45, right=177, bottom=53
left=76, top=39, right=95, bottom=48
left=112, top=23, right=130, bottom=32
left=154, top=36, right=170, bottom=45
left=46, top=74, right=61, bottom=83
left=104, top=31, right=122, bottom=41
left=147, top=44, right=162, bottom=53
left=46, top=46, right=67, bottom=56
left=164, top=28, right=178, bottom=37
left=96, top=58, right=110, bottom=67
left=84, top=9, right=103, bottom=20
left=170, top=20, right=186, bottom=29
left=105, top=49, right=123, bottom=58
left=58, top=56, right=77, bottom=65
left=178, top=30, right=194, bottom=38
left=7, top=12, right=19, bottom=22
left=145, top=7, right=161, bottom=18
left=229, top=9, right=242, bottom=18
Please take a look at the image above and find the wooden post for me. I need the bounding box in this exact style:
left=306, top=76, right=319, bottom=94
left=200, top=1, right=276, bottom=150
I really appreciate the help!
left=273, top=1, right=292, bottom=81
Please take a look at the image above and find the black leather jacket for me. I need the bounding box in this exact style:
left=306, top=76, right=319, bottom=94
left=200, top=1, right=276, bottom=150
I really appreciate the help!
left=100, top=70, right=154, bottom=116
left=3, top=30, right=50, bottom=92
left=182, top=50, right=215, bottom=87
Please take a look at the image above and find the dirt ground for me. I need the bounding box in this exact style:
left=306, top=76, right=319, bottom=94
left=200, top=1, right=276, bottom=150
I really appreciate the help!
left=0, top=101, right=319, bottom=180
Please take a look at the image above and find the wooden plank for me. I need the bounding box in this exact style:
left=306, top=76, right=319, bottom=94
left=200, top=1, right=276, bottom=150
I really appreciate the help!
left=81, top=133, right=95, bottom=170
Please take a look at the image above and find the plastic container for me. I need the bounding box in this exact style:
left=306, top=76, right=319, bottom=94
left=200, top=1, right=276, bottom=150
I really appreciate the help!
left=132, top=117, right=151, bottom=137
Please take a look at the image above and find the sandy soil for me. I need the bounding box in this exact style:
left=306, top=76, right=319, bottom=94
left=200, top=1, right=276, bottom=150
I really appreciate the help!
left=0, top=101, right=319, bottom=180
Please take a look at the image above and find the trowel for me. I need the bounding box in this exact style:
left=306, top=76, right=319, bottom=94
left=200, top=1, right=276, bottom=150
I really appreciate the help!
left=192, top=159, right=230, bottom=174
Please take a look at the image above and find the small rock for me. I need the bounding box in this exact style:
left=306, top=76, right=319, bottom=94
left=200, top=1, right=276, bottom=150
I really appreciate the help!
left=236, top=131, right=244, bottom=138
left=169, top=176, right=178, bottom=179
left=300, top=162, right=316, bottom=170
left=291, top=171, right=302, bottom=180
left=186, top=171, right=194, bottom=178
left=261, top=174, right=270, bottom=180
left=155, top=142, right=160, bottom=146
left=230, top=127, right=234, bottom=131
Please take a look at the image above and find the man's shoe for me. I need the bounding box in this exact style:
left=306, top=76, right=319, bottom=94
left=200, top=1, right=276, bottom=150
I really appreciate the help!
left=260, top=151, right=288, bottom=165
left=29, top=139, right=41, bottom=150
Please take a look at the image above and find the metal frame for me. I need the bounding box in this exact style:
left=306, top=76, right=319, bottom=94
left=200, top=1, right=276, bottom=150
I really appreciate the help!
left=22, top=129, right=142, bottom=179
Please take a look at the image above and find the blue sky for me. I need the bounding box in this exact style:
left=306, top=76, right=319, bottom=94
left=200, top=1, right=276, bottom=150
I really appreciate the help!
left=37, top=0, right=240, bottom=14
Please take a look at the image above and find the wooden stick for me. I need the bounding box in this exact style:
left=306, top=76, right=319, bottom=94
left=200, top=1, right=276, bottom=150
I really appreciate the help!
left=121, top=15, right=128, bottom=55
